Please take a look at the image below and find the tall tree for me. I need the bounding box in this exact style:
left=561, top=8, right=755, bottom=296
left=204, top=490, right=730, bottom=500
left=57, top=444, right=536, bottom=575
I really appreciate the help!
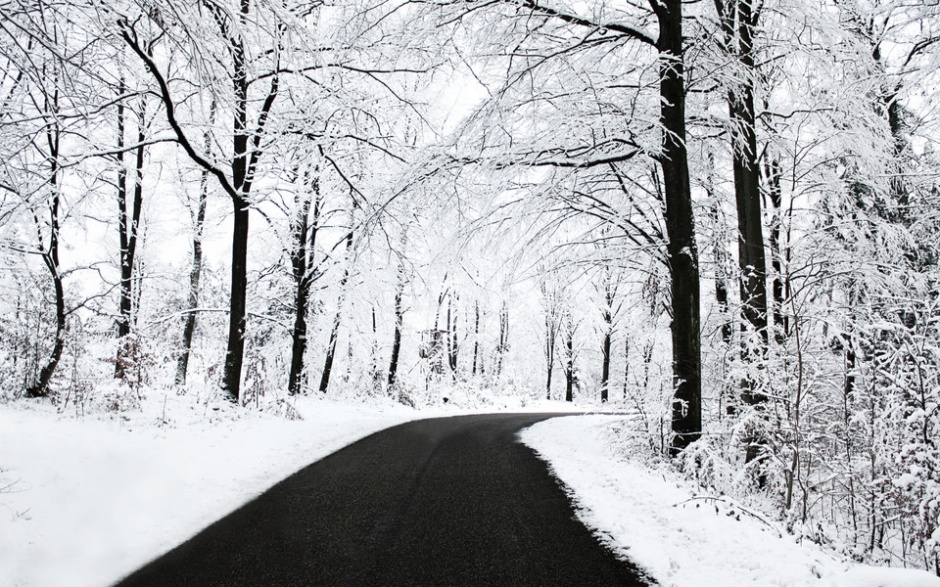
left=288, top=165, right=322, bottom=395
left=0, top=7, right=72, bottom=399
left=649, top=0, right=703, bottom=452
left=114, top=87, right=148, bottom=381
left=387, top=253, right=407, bottom=390
left=561, top=305, right=576, bottom=402
left=540, top=278, right=562, bottom=400
left=713, top=0, right=770, bottom=365
left=26, top=102, right=65, bottom=399
left=174, top=100, right=217, bottom=386
left=120, top=2, right=281, bottom=402
left=442, top=0, right=703, bottom=451
left=595, top=235, right=623, bottom=404
left=319, top=202, right=355, bottom=394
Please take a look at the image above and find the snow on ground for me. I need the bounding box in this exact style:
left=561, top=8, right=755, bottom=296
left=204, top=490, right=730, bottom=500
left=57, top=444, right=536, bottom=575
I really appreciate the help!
left=520, top=415, right=940, bottom=587
left=8, top=396, right=933, bottom=587
left=0, top=394, right=422, bottom=587
left=0, top=388, right=595, bottom=587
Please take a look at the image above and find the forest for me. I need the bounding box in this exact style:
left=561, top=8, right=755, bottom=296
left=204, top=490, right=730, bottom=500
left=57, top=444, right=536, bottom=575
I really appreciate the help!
left=1, top=0, right=939, bottom=575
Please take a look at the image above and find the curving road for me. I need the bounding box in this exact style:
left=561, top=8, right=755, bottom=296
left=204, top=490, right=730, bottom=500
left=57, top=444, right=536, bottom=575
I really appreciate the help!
left=114, top=413, right=651, bottom=586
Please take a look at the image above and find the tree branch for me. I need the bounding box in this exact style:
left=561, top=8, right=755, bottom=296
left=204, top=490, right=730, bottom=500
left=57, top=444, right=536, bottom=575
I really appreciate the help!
left=509, top=0, right=657, bottom=47
left=118, top=19, right=239, bottom=202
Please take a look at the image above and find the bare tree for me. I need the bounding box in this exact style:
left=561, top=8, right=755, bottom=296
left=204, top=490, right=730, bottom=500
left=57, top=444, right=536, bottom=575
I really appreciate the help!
left=539, top=277, right=563, bottom=400
left=288, top=165, right=322, bottom=395
left=174, top=100, right=217, bottom=386
left=120, top=2, right=281, bottom=402
left=387, top=253, right=407, bottom=389
left=441, top=0, right=702, bottom=451
left=114, top=83, right=148, bottom=381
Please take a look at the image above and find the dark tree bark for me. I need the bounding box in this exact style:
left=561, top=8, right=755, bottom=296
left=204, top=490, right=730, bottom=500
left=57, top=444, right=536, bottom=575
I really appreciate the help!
left=288, top=170, right=321, bottom=395
left=319, top=297, right=342, bottom=394
left=446, top=294, right=458, bottom=375
left=174, top=176, right=207, bottom=386
left=622, top=337, right=630, bottom=400
left=319, top=228, right=353, bottom=394
left=370, top=307, right=380, bottom=387
left=387, top=257, right=406, bottom=389
left=115, top=97, right=146, bottom=380
left=763, top=156, right=788, bottom=342
left=705, top=152, right=734, bottom=346
left=27, top=87, right=64, bottom=398
left=495, top=301, right=509, bottom=377
left=545, top=328, right=555, bottom=401
left=600, top=323, right=611, bottom=403
left=540, top=281, right=559, bottom=400
left=175, top=101, right=216, bottom=387
left=599, top=260, right=617, bottom=403
left=714, top=0, right=769, bottom=407
left=28, top=221, right=66, bottom=399
left=223, top=2, right=254, bottom=402
left=472, top=301, right=480, bottom=377
left=563, top=311, right=575, bottom=402
left=114, top=79, right=128, bottom=340
left=654, top=0, right=703, bottom=454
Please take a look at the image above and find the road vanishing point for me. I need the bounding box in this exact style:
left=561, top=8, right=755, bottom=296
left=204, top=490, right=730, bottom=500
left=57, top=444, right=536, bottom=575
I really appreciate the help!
left=115, top=413, right=652, bottom=586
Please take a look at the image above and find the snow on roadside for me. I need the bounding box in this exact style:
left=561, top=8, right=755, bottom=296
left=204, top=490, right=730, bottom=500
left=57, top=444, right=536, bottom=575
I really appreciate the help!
left=520, top=415, right=940, bottom=587
left=0, top=395, right=420, bottom=587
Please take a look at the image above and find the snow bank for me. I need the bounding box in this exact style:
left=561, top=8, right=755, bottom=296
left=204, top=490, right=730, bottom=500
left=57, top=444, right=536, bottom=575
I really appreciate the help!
left=0, top=395, right=419, bottom=587
left=836, top=566, right=940, bottom=587
left=520, top=415, right=940, bottom=587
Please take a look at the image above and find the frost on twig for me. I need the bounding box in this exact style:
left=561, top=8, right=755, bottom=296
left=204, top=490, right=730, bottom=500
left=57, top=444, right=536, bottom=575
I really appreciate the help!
left=672, top=494, right=783, bottom=538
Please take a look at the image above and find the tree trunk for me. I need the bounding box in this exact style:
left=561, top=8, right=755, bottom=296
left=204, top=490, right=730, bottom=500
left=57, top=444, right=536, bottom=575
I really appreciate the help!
left=27, top=117, right=64, bottom=398
left=319, top=311, right=341, bottom=394
left=472, top=302, right=480, bottom=376
left=28, top=245, right=65, bottom=398
left=115, top=80, right=128, bottom=348
left=370, top=307, right=381, bottom=388
left=319, top=229, right=353, bottom=394
left=763, top=156, right=787, bottom=342
left=387, top=259, right=405, bottom=389
left=288, top=171, right=321, bottom=395
left=446, top=295, right=458, bottom=375
left=496, top=302, right=509, bottom=376
left=564, top=314, right=574, bottom=402
left=715, top=0, right=769, bottom=407
left=451, top=296, right=459, bottom=373
left=545, top=314, right=556, bottom=400
left=116, top=100, right=146, bottom=380
left=174, top=194, right=206, bottom=386
left=706, top=152, right=733, bottom=346
left=222, top=199, right=250, bottom=401
left=174, top=188, right=207, bottom=387
left=601, top=323, right=611, bottom=403
left=175, top=102, right=215, bottom=387
left=545, top=345, right=554, bottom=401
left=622, top=337, right=630, bottom=400
left=655, top=0, right=702, bottom=454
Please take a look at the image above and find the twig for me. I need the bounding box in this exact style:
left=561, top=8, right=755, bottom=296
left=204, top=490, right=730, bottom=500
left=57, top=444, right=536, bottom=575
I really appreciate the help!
left=673, top=495, right=783, bottom=538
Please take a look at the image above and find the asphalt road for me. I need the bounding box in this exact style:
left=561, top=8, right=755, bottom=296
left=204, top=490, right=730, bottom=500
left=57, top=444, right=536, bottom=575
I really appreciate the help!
left=114, top=413, right=652, bottom=586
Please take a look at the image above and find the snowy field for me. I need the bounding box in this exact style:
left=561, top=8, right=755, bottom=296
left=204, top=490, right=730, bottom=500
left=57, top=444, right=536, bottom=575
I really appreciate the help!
left=521, top=415, right=940, bottom=587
